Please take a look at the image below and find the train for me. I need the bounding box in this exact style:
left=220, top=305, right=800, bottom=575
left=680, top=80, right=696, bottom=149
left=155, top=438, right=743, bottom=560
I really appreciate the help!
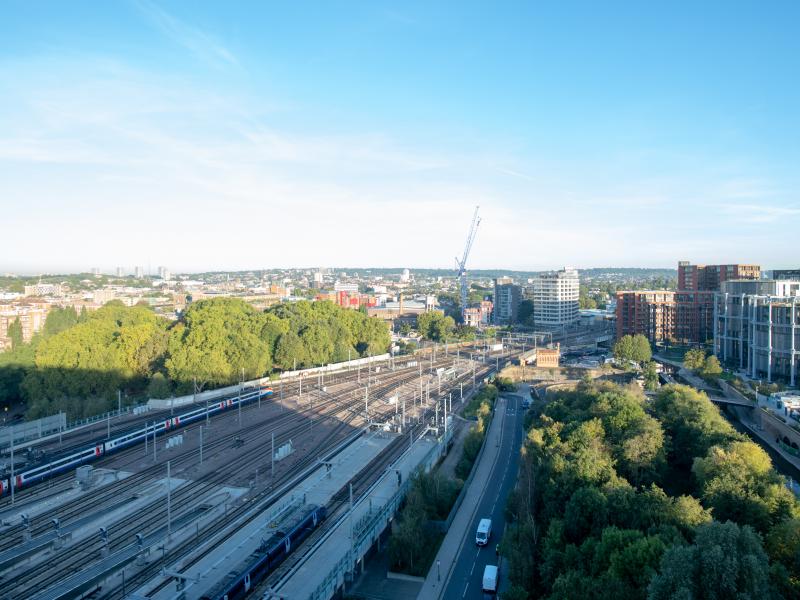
left=201, top=504, right=327, bottom=600
left=0, top=385, right=274, bottom=497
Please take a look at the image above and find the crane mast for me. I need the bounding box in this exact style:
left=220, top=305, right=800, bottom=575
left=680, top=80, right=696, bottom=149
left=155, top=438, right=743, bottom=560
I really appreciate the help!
left=455, top=206, right=481, bottom=322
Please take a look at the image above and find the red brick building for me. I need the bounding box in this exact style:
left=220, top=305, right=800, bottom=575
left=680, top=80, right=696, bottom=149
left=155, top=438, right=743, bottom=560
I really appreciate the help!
left=676, top=262, right=760, bottom=343
left=615, top=291, right=676, bottom=343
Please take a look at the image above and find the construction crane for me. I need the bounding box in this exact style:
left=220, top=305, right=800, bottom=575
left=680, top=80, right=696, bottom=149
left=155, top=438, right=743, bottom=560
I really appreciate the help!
left=455, top=205, right=481, bottom=322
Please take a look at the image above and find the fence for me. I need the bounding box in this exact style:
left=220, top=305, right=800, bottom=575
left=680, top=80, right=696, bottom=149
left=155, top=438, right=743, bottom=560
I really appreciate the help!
left=0, top=412, right=66, bottom=449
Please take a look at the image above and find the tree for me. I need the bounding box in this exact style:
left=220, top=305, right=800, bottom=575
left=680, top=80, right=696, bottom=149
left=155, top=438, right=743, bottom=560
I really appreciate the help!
left=416, top=311, right=455, bottom=342
left=700, top=355, right=722, bottom=378
left=683, top=348, right=706, bottom=371
left=43, top=307, right=79, bottom=338
left=692, top=441, right=795, bottom=532
left=518, top=299, right=534, bottom=324
left=7, top=318, right=23, bottom=350
left=274, top=331, right=307, bottom=370
left=165, top=298, right=271, bottom=391
left=613, top=334, right=651, bottom=365
left=651, top=385, right=741, bottom=472
left=648, top=521, right=772, bottom=600
left=147, top=372, right=172, bottom=399
left=643, top=362, right=659, bottom=391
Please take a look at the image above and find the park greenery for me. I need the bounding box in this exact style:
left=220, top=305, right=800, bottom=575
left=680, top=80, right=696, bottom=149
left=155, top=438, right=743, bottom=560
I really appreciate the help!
left=613, top=334, right=653, bottom=365
left=391, top=383, right=499, bottom=576
left=458, top=384, right=498, bottom=479
left=389, top=470, right=462, bottom=576
left=416, top=311, right=456, bottom=341
left=684, top=348, right=724, bottom=380
left=1, top=298, right=391, bottom=419
left=501, top=380, right=800, bottom=600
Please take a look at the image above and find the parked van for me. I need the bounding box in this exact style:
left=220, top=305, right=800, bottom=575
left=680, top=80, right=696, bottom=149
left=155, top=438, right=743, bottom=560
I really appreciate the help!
left=476, top=518, right=492, bottom=546
left=482, top=564, right=499, bottom=596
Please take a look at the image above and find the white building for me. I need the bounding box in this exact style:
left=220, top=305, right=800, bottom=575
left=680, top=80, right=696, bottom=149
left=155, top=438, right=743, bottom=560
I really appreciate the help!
left=714, top=279, right=800, bottom=386
left=400, top=268, right=411, bottom=283
left=530, top=267, right=580, bottom=327
left=334, top=281, right=359, bottom=293
left=134, top=266, right=144, bottom=279
left=24, top=283, right=62, bottom=297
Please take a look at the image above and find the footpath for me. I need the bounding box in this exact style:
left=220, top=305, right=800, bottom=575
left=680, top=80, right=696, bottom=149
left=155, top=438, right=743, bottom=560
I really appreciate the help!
left=416, top=395, right=509, bottom=599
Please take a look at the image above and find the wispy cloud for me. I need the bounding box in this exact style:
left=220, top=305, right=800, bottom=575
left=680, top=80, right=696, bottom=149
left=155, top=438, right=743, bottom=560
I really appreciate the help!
left=719, top=202, right=800, bottom=224
left=133, top=0, right=240, bottom=69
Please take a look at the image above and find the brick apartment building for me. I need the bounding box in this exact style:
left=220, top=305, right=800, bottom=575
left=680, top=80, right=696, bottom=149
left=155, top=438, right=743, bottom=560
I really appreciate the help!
left=615, top=262, right=761, bottom=345
left=676, top=262, right=760, bottom=344
left=615, top=291, right=676, bottom=342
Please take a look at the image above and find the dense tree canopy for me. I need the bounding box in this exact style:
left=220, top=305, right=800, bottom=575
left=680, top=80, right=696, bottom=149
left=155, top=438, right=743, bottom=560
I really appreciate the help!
left=502, top=381, right=798, bottom=599
left=4, top=297, right=391, bottom=419
left=613, top=334, right=652, bottom=365
left=416, top=311, right=455, bottom=342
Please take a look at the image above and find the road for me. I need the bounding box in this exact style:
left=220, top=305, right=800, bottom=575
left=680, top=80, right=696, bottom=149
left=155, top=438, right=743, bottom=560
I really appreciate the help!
left=441, top=388, right=525, bottom=599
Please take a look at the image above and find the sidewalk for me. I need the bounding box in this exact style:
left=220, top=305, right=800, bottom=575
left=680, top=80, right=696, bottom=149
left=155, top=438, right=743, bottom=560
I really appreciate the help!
left=416, top=396, right=508, bottom=600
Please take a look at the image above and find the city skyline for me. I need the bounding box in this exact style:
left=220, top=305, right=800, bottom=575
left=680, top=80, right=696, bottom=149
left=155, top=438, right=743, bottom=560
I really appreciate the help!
left=2, top=2, right=800, bottom=272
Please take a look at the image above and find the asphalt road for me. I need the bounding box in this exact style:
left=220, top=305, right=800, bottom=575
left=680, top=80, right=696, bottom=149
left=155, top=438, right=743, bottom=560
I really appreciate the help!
left=442, top=389, right=525, bottom=599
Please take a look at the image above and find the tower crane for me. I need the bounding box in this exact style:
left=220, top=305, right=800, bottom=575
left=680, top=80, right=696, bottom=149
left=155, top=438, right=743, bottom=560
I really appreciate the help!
left=455, top=205, right=481, bottom=322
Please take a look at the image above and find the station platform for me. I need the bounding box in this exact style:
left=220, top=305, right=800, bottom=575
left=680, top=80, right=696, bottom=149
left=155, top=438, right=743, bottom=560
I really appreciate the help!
left=274, top=435, right=442, bottom=599
left=144, top=431, right=396, bottom=600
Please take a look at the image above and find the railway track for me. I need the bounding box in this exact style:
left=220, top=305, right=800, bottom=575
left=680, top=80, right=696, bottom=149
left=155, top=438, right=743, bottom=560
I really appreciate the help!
left=3, top=357, right=474, bottom=598
left=98, top=359, right=488, bottom=599
left=0, top=361, right=419, bottom=543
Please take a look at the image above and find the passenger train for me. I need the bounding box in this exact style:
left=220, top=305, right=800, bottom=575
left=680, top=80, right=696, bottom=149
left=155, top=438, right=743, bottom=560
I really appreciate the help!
left=0, top=385, right=274, bottom=496
left=201, top=504, right=327, bottom=600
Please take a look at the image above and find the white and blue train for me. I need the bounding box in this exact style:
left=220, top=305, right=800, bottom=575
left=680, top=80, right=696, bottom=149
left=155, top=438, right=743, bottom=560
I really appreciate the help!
left=0, top=385, right=274, bottom=496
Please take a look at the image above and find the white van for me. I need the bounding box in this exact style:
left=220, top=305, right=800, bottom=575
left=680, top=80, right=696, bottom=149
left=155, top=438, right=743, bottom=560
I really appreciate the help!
left=482, top=564, right=499, bottom=596
left=475, top=518, right=492, bottom=546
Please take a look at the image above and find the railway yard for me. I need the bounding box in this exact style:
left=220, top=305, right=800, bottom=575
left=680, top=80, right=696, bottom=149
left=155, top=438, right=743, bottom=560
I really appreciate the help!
left=0, top=343, right=509, bottom=600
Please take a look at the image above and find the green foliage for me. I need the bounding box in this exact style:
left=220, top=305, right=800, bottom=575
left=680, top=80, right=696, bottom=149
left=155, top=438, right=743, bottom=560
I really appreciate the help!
left=643, top=361, right=659, bottom=391
left=11, top=297, right=390, bottom=420
left=648, top=521, right=772, bottom=600
left=700, top=354, right=723, bottom=378
left=388, top=470, right=458, bottom=576
left=613, top=334, right=652, bottom=365
left=651, top=384, right=742, bottom=475
left=416, top=311, right=455, bottom=341
left=503, top=379, right=797, bottom=599
left=23, top=303, right=168, bottom=418
left=692, top=441, right=796, bottom=532
left=43, top=307, right=79, bottom=338
left=496, top=376, right=517, bottom=392
left=683, top=348, right=706, bottom=371
left=518, top=299, right=534, bottom=324
left=7, top=318, right=23, bottom=350
left=147, top=372, right=172, bottom=399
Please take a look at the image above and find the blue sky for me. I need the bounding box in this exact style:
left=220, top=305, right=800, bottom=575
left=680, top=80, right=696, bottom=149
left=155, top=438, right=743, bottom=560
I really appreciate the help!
left=1, top=1, right=798, bottom=273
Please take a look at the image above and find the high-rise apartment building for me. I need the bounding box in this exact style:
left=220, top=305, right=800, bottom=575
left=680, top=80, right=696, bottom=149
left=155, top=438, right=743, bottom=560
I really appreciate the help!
left=714, top=279, right=800, bottom=385
left=493, top=277, right=521, bottom=324
left=134, top=266, right=144, bottom=279
left=676, top=261, right=760, bottom=343
left=530, top=267, right=580, bottom=327
left=115, top=267, right=124, bottom=277
left=616, top=290, right=676, bottom=342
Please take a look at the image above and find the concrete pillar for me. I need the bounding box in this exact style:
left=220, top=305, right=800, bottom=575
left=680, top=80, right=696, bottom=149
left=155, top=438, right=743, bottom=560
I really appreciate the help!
left=768, top=298, right=773, bottom=383
left=739, top=295, right=745, bottom=370
left=751, top=297, right=757, bottom=379
left=792, top=297, right=797, bottom=388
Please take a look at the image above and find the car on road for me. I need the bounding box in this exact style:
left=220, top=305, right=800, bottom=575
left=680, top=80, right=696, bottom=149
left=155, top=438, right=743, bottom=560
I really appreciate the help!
left=476, top=518, right=492, bottom=546
left=482, top=564, right=499, bottom=597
